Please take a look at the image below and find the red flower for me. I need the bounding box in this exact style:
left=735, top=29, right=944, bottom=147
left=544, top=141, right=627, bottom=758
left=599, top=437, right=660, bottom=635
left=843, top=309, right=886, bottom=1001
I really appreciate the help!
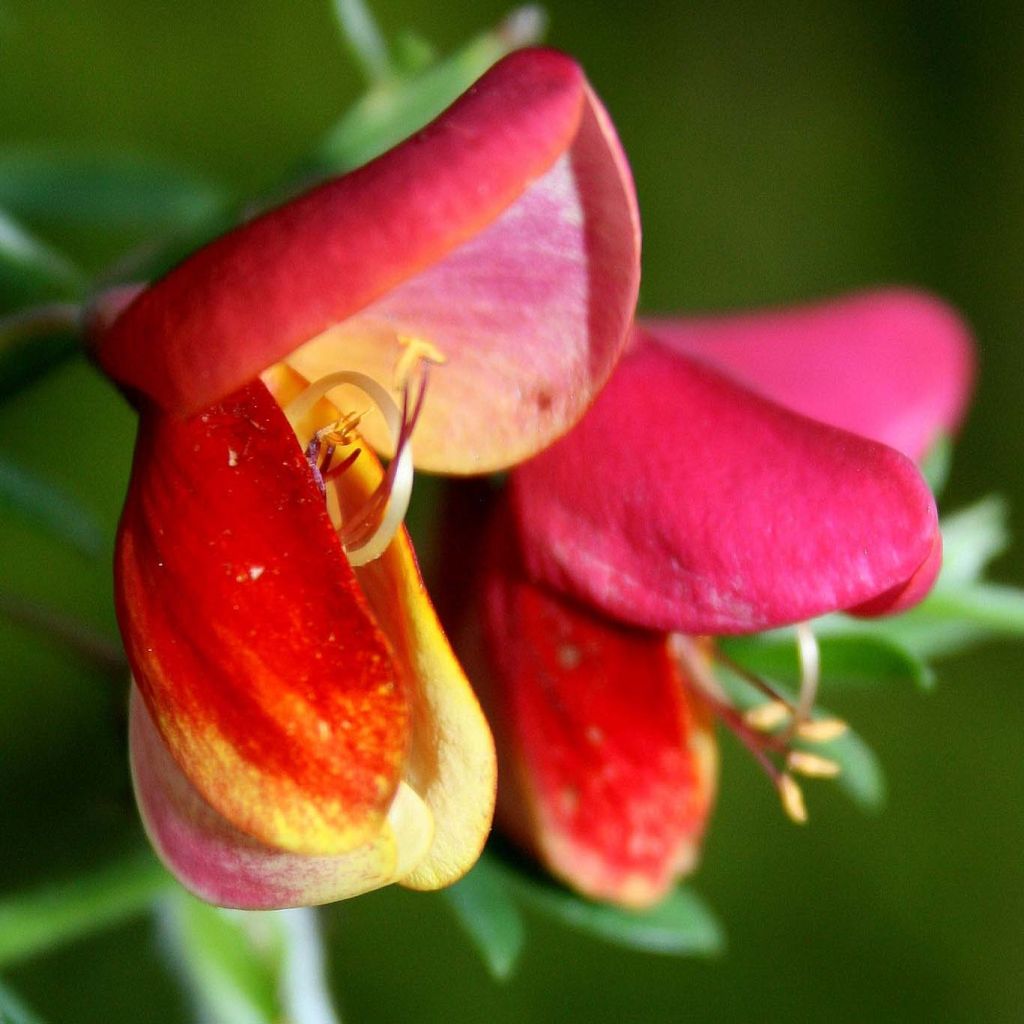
left=87, top=49, right=641, bottom=909
left=482, top=290, right=974, bottom=907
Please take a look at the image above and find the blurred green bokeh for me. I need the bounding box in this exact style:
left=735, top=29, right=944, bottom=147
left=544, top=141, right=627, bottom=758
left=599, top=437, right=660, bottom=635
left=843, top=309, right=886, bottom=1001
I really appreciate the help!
left=0, top=1, right=1021, bottom=1021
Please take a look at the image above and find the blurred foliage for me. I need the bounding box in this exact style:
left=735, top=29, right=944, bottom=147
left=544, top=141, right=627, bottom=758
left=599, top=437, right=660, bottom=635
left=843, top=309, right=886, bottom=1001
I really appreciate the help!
left=0, top=1, right=1022, bottom=1022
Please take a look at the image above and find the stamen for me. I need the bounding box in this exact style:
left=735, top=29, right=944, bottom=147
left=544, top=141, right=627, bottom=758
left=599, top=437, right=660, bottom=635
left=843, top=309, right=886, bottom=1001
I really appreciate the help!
left=787, top=751, right=841, bottom=779
left=744, top=700, right=791, bottom=731
left=673, top=630, right=846, bottom=826
left=778, top=774, right=808, bottom=824
left=285, top=370, right=414, bottom=566
left=796, top=718, right=848, bottom=743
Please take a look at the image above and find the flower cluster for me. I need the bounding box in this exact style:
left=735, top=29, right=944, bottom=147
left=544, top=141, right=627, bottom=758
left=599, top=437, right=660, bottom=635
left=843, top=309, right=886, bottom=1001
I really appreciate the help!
left=87, top=48, right=971, bottom=911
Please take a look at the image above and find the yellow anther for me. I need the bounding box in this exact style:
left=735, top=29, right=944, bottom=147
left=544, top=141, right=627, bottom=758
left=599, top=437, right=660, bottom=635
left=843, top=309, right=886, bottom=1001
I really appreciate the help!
left=394, top=335, right=447, bottom=389
left=744, top=701, right=791, bottom=731
left=778, top=774, right=808, bottom=824
left=796, top=718, right=848, bottom=743
left=787, top=750, right=842, bottom=779
left=318, top=408, right=365, bottom=447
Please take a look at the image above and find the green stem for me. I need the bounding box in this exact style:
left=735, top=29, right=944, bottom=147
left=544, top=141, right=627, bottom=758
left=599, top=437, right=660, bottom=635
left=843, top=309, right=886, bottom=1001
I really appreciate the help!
left=0, top=848, right=172, bottom=967
left=0, top=303, right=81, bottom=349
left=331, top=0, right=393, bottom=85
left=0, top=591, right=126, bottom=676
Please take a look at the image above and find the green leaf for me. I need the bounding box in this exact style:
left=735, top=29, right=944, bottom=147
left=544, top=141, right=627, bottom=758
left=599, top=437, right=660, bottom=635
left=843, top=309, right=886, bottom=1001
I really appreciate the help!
left=721, top=632, right=934, bottom=691
left=330, top=0, right=394, bottom=85
left=314, top=6, right=546, bottom=176
left=805, top=726, right=887, bottom=813
left=490, top=852, right=724, bottom=957
left=0, top=148, right=225, bottom=238
left=0, top=980, right=45, bottom=1024
left=0, top=455, right=103, bottom=557
left=0, top=209, right=85, bottom=305
left=936, top=496, right=1010, bottom=587
left=920, top=433, right=953, bottom=497
left=0, top=302, right=81, bottom=400
left=443, top=853, right=526, bottom=980
left=0, top=848, right=171, bottom=968
left=0, top=328, right=79, bottom=401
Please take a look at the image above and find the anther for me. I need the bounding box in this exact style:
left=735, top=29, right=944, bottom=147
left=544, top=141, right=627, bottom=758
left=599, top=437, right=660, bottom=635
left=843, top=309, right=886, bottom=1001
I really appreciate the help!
left=778, top=774, right=808, bottom=824
left=285, top=370, right=414, bottom=567
left=795, top=718, right=848, bottom=743
left=787, top=750, right=841, bottom=779
left=744, top=701, right=791, bottom=731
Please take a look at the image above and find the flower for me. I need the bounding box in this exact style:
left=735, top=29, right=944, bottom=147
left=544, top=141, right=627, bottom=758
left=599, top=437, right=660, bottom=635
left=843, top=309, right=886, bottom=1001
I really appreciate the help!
left=86, top=49, right=641, bottom=909
left=480, top=289, right=974, bottom=907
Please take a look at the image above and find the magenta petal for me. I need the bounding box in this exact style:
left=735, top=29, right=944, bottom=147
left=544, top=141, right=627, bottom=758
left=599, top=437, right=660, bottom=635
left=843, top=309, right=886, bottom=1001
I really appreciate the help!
left=643, top=289, right=974, bottom=460
left=288, top=78, right=640, bottom=474
left=129, top=688, right=422, bottom=910
left=511, top=334, right=940, bottom=634
left=91, top=48, right=639, bottom=445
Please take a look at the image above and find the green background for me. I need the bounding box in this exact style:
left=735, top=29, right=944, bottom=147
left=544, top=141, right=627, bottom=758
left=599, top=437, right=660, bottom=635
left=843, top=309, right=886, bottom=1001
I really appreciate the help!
left=1, top=1, right=1022, bottom=1021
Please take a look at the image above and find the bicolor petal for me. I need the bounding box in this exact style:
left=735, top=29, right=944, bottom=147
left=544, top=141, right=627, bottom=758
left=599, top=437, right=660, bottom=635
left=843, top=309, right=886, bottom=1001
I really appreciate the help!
left=511, top=332, right=940, bottom=635
left=325, top=421, right=497, bottom=891
left=480, top=514, right=716, bottom=907
left=91, top=48, right=641, bottom=474
left=642, top=289, right=974, bottom=461
left=116, top=380, right=409, bottom=856
left=130, top=688, right=434, bottom=910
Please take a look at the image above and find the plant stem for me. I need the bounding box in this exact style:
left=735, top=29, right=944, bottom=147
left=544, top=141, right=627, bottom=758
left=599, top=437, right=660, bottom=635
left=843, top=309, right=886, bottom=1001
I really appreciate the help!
left=0, top=303, right=81, bottom=349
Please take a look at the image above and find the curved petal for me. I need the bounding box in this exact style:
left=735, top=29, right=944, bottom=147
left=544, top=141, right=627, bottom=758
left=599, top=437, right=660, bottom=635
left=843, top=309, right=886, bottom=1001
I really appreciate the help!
left=130, top=688, right=434, bottom=910
left=511, top=333, right=940, bottom=635
left=268, top=364, right=496, bottom=890
left=480, top=513, right=716, bottom=907
left=91, top=49, right=641, bottom=473
left=642, top=289, right=974, bottom=461
left=288, top=75, right=640, bottom=474
left=116, top=379, right=408, bottom=855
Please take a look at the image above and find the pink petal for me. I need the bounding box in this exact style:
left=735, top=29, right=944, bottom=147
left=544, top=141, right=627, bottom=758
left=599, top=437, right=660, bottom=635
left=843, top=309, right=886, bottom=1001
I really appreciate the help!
left=642, top=289, right=974, bottom=461
left=91, top=50, right=640, bottom=473
left=511, top=333, right=940, bottom=635
left=130, top=688, right=432, bottom=910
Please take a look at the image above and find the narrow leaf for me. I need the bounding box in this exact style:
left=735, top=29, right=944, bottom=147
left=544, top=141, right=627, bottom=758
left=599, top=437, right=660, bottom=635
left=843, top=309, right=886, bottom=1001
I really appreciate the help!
left=0, top=849, right=171, bottom=967
left=920, top=434, right=952, bottom=497
left=330, top=0, right=393, bottom=85
left=0, top=148, right=224, bottom=237
left=721, top=632, right=933, bottom=691
left=936, top=496, right=1010, bottom=586
left=0, top=980, right=45, bottom=1024
left=0, top=455, right=103, bottom=556
left=314, top=6, right=546, bottom=175
left=804, top=727, right=887, bottom=813
left=443, top=853, right=526, bottom=980
left=0, top=209, right=85, bottom=304
left=490, top=852, right=724, bottom=957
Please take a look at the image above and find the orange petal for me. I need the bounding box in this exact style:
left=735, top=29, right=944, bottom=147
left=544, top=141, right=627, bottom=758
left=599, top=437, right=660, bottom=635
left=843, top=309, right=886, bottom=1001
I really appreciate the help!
left=116, top=380, right=408, bottom=855
left=268, top=363, right=497, bottom=889
left=130, top=686, right=434, bottom=909
left=481, top=513, right=717, bottom=907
